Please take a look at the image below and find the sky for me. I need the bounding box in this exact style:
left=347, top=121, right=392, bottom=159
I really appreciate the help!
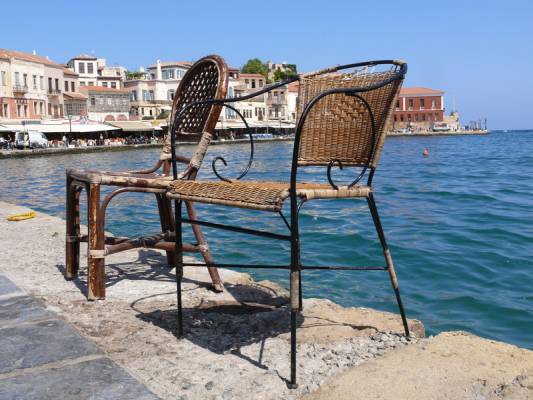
left=2, top=0, right=533, bottom=129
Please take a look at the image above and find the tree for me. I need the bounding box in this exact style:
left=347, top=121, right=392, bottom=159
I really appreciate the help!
left=126, top=70, right=145, bottom=80
left=272, top=64, right=297, bottom=82
left=241, top=59, right=268, bottom=78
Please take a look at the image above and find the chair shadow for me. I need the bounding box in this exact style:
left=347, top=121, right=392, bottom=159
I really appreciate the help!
left=56, top=248, right=212, bottom=297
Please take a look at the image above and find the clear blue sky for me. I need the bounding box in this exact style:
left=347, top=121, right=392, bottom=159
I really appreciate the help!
left=3, top=0, right=532, bottom=129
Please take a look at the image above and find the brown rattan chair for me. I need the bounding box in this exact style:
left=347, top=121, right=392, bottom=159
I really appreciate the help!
left=65, top=55, right=228, bottom=300
left=166, top=60, right=411, bottom=388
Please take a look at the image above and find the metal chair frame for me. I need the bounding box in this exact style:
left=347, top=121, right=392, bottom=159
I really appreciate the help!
left=169, top=60, right=410, bottom=388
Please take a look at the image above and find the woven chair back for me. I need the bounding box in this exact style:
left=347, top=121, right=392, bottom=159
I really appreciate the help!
left=297, top=65, right=403, bottom=169
left=160, top=55, right=228, bottom=161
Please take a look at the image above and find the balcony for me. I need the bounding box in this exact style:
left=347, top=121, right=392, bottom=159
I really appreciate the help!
left=12, top=84, right=28, bottom=93
left=48, top=89, right=62, bottom=96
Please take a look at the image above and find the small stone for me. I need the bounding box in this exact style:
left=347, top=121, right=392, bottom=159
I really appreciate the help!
left=205, top=381, right=214, bottom=390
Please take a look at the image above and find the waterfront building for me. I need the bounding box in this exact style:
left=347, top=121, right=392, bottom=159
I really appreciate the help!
left=67, top=54, right=98, bottom=87
left=62, top=68, right=88, bottom=117
left=124, top=60, right=190, bottom=120
left=266, top=83, right=289, bottom=122
left=79, top=85, right=129, bottom=122
left=0, top=48, right=67, bottom=120
left=287, top=81, right=299, bottom=122
left=232, top=73, right=267, bottom=122
left=393, top=87, right=445, bottom=131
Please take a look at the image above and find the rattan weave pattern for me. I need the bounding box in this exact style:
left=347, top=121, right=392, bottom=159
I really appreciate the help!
left=168, top=180, right=370, bottom=212
left=160, top=56, right=227, bottom=160
left=297, top=69, right=402, bottom=168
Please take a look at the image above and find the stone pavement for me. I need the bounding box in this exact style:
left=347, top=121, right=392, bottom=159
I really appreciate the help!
left=0, top=274, right=159, bottom=399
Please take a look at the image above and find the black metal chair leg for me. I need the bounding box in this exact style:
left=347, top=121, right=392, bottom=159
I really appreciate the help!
left=367, top=193, right=410, bottom=337
left=298, top=270, right=303, bottom=311
left=174, top=199, right=184, bottom=338
left=288, top=271, right=299, bottom=389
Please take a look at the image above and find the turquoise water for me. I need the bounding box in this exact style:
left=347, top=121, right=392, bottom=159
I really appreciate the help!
left=1, top=131, right=532, bottom=348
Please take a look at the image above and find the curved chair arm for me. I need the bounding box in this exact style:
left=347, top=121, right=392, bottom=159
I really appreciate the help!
left=170, top=76, right=299, bottom=182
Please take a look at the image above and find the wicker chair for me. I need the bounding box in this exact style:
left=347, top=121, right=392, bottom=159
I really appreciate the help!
left=65, top=55, right=228, bottom=300
left=167, top=60, right=410, bottom=388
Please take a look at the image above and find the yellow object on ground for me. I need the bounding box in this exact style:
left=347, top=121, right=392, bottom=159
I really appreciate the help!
left=6, top=211, right=36, bottom=221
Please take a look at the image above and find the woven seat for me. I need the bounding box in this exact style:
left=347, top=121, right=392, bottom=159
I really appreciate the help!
left=168, top=180, right=371, bottom=212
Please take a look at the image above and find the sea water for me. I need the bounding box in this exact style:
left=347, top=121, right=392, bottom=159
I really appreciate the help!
left=1, top=131, right=532, bottom=348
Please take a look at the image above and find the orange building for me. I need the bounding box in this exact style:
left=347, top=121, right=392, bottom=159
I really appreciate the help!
left=393, top=87, right=444, bottom=130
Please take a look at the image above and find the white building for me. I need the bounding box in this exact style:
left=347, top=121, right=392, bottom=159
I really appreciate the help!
left=67, top=54, right=126, bottom=89
left=124, top=60, right=191, bottom=119
left=67, top=54, right=98, bottom=87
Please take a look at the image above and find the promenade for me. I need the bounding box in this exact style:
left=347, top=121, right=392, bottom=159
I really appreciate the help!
left=0, top=201, right=531, bottom=399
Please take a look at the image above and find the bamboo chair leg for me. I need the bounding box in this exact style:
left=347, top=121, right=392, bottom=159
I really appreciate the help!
left=185, top=201, right=224, bottom=292
left=155, top=194, right=176, bottom=267
left=288, top=210, right=301, bottom=389
left=66, top=177, right=81, bottom=279
left=87, top=183, right=105, bottom=301
left=174, top=199, right=184, bottom=338
left=367, top=193, right=410, bottom=337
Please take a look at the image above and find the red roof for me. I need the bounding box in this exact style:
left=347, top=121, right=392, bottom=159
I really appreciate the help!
left=288, top=81, right=299, bottom=92
left=79, top=85, right=128, bottom=94
left=63, top=92, right=88, bottom=100
left=400, top=87, right=444, bottom=96
left=239, top=73, right=264, bottom=79
left=0, top=48, right=61, bottom=67
left=62, top=68, right=78, bottom=77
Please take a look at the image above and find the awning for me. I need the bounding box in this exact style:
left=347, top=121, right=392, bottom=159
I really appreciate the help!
left=0, top=122, right=120, bottom=134
left=106, top=121, right=162, bottom=132
left=215, top=120, right=296, bottom=129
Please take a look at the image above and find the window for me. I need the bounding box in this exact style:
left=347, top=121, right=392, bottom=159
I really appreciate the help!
left=71, top=82, right=75, bottom=92
left=23, top=73, right=28, bottom=87
left=88, top=81, right=94, bottom=86
left=245, top=79, right=249, bottom=85
left=79, top=62, right=85, bottom=73
left=142, top=90, right=148, bottom=101
left=149, top=109, right=153, bottom=116
left=130, top=91, right=137, bottom=101
left=251, top=80, right=256, bottom=88
left=408, top=98, right=413, bottom=110
left=396, top=100, right=400, bottom=109
left=400, top=115, right=404, bottom=122
left=34, top=101, right=38, bottom=114
left=102, top=82, right=108, bottom=87
left=55, top=78, right=59, bottom=90
left=0, top=71, right=5, bottom=86
left=80, top=81, right=86, bottom=86
left=14, top=72, right=20, bottom=85
left=428, top=114, right=433, bottom=121
left=33, top=75, right=37, bottom=89
left=394, top=115, right=397, bottom=122
left=259, top=80, right=263, bottom=87
left=431, top=99, right=436, bottom=109
left=24, top=104, right=28, bottom=117
left=422, top=114, right=426, bottom=121
left=64, top=81, right=69, bottom=92
left=90, top=96, right=96, bottom=106
left=111, top=82, right=116, bottom=89
left=415, top=114, right=419, bottom=122
left=168, top=89, right=175, bottom=100
left=40, top=76, right=44, bottom=90
left=87, top=63, right=93, bottom=74
left=3, top=104, right=9, bottom=117
left=420, top=99, right=425, bottom=109
left=149, top=90, right=154, bottom=100
left=407, top=114, right=411, bottom=121
left=17, top=104, right=21, bottom=117
left=40, top=102, right=44, bottom=115
left=48, top=77, right=52, bottom=90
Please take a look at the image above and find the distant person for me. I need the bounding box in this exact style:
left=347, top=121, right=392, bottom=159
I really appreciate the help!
left=62, top=135, right=68, bottom=148
left=422, top=148, right=430, bottom=157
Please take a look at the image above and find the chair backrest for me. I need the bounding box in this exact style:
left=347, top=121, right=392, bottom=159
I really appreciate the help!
left=160, top=55, right=228, bottom=171
left=296, top=61, right=405, bottom=169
